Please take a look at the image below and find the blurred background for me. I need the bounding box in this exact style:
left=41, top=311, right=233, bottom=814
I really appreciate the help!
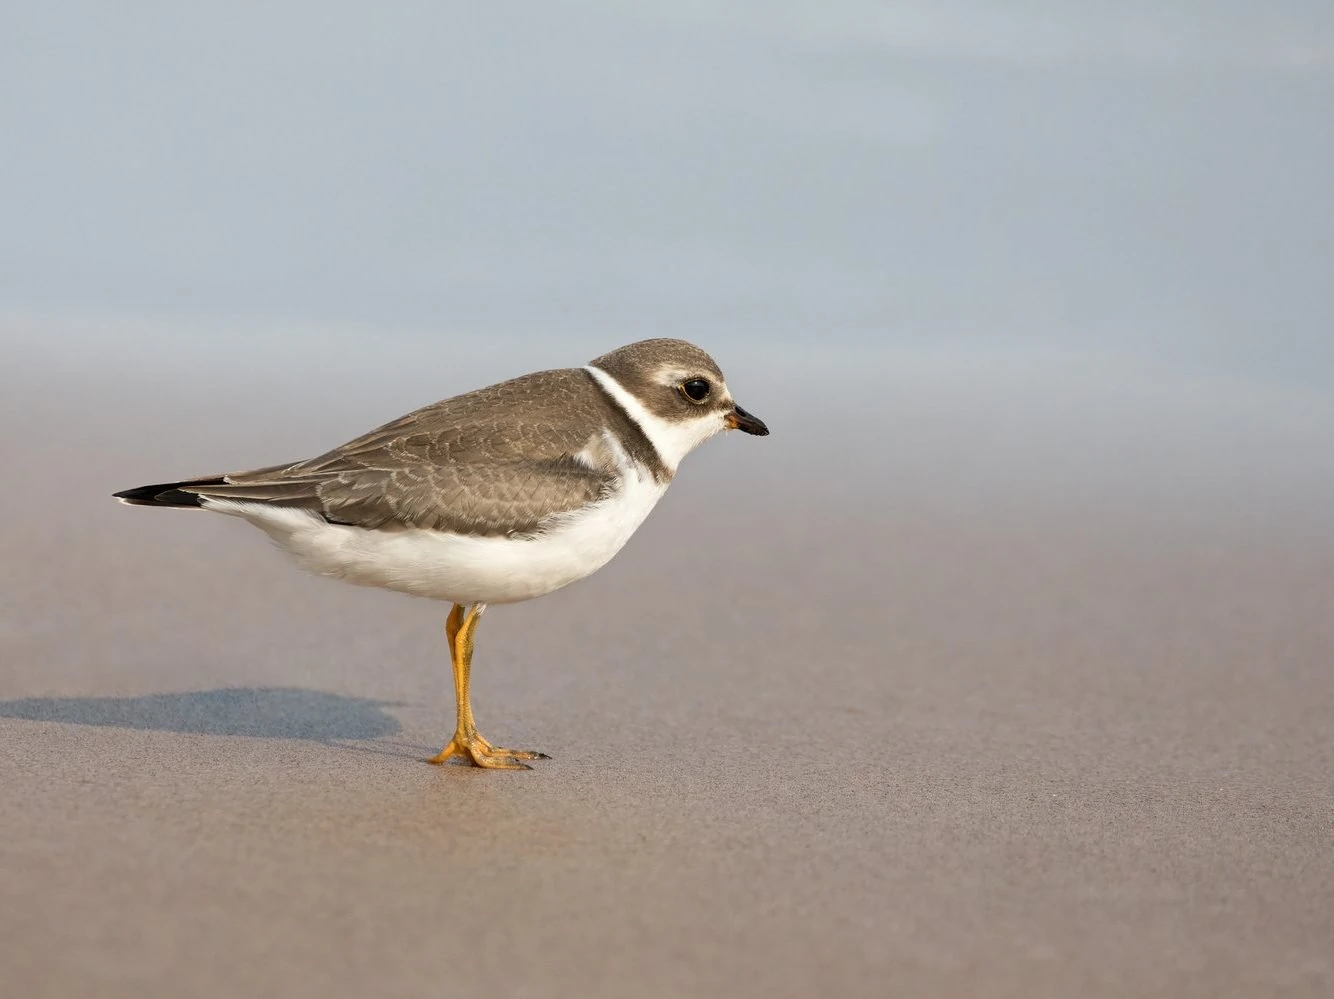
left=3, top=1, right=1333, bottom=508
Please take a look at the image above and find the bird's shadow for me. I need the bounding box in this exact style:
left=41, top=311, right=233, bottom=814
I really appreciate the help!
left=0, top=687, right=409, bottom=746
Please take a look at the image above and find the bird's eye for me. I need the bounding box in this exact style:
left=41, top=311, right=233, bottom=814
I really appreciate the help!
left=680, top=378, right=711, bottom=402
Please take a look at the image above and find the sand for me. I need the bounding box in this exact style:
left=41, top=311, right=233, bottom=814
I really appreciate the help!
left=2, top=340, right=1332, bottom=998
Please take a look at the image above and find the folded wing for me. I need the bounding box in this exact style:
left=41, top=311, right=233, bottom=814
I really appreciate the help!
left=114, top=369, right=621, bottom=536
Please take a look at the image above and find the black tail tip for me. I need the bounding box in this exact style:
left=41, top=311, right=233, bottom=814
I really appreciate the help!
left=113, top=483, right=207, bottom=508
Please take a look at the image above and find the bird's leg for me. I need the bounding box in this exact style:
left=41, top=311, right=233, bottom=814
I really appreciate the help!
left=426, top=602, right=549, bottom=769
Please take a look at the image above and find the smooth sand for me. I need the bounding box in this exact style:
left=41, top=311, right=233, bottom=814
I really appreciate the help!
left=2, top=345, right=1332, bottom=998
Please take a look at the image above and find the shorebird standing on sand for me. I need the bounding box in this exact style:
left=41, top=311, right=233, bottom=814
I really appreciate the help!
left=114, top=339, right=769, bottom=769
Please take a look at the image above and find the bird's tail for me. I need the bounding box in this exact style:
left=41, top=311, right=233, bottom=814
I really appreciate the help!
left=112, top=477, right=228, bottom=509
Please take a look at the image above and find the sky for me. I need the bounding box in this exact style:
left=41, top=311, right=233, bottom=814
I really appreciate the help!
left=3, top=1, right=1332, bottom=388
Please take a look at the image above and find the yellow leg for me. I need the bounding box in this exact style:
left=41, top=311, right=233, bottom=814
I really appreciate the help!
left=426, top=602, right=550, bottom=770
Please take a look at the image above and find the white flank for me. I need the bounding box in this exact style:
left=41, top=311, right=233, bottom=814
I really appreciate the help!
left=200, top=437, right=668, bottom=605
left=582, top=365, right=727, bottom=475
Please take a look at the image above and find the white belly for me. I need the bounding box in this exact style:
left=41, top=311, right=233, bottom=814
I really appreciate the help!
left=202, top=470, right=668, bottom=605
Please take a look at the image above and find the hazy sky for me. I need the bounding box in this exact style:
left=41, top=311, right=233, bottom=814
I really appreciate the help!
left=3, top=2, right=1331, bottom=385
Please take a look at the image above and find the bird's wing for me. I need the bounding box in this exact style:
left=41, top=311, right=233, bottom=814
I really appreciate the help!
left=175, top=368, right=624, bottom=536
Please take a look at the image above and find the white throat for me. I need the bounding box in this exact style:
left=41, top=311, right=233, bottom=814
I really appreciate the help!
left=584, top=365, right=722, bottom=476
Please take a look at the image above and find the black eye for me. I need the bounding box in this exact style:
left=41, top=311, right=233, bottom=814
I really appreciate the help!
left=680, top=378, right=711, bottom=402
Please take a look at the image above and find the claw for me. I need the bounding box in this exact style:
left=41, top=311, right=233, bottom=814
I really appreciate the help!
left=471, top=733, right=549, bottom=761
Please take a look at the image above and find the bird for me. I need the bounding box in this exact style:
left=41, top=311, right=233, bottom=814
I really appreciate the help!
left=113, top=338, right=769, bottom=769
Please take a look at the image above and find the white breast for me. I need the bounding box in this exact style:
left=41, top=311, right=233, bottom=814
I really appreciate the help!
left=202, top=461, right=668, bottom=605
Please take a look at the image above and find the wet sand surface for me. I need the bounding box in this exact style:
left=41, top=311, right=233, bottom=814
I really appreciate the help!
left=2, top=340, right=1332, bottom=998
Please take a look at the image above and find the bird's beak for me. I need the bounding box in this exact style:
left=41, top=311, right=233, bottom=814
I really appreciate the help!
left=725, top=404, right=769, bottom=436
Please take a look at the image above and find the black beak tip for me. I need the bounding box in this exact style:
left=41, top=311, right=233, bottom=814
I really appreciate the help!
left=730, top=405, right=769, bottom=436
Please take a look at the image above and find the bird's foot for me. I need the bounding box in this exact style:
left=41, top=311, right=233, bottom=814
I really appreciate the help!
left=426, top=730, right=550, bottom=770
